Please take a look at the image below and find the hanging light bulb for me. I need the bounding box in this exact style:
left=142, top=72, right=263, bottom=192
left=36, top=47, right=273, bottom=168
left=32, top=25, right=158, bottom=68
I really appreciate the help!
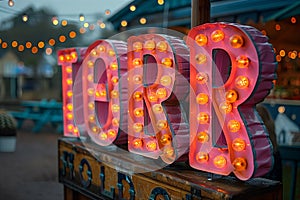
left=22, top=14, right=28, bottom=22
left=79, top=14, right=85, bottom=22
left=8, top=0, right=14, bottom=7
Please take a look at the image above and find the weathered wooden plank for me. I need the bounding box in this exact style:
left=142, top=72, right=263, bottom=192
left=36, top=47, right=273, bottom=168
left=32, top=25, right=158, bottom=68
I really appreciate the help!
left=58, top=138, right=282, bottom=200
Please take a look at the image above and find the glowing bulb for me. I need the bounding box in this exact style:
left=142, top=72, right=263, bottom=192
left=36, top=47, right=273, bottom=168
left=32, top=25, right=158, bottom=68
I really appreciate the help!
left=132, top=138, right=143, bottom=148
left=108, top=49, right=115, bottom=57
left=87, top=88, right=95, bottom=96
left=232, top=138, right=246, bottom=151
left=156, top=88, right=167, bottom=99
left=236, top=55, right=249, bottom=68
left=132, top=58, right=143, bottom=67
left=278, top=106, right=285, bottom=114
left=88, top=115, right=96, bottom=123
left=70, top=52, right=77, bottom=59
left=196, top=152, right=209, bottom=163
left=79, top=14, right=85, bottom=21
left=66, top=113, right=73, bottom=120
left=133, top=91, right=143, bottom=101
left=152, top=104, right=163, bottom=113
left=38, top=41, right=45, bottom=49
left=97, top=45, right=106, bottom=53
left=65, top=54, right=71, bottom=61
left=163, top=146, right=174, bottom=157
left=99, top=132, right=108, bottom=140
left=161, top=57, right=173, bottom=67
left=61, top=20, right=68, bottom=26
left=107, top=129, right=117, bottom=138
left=197, top=131, right=209, bottom=143
left=148, top=92, right=158, bottom=102
left=134, top=108, right=144, bottom=117
left=195, top=34, right=208, bottom=46
left=111, top=104, right=120, bottom=112
left=69, top=31, right=76, bottom=39
left=228, top=120, right=241, bottom=132
left=90, top=49, right=98, bottom=57
left=59, top=35, right=66, bottom=43
left=110, top=62, right=118, bottom=70
left=87, top=60, right=94, bottom=68
left=160, top=75, right=172, bottom=86
left=65, top=66, right=72, bottom=73
left=219, top=102, right=233, bottom=114
left=8, top=0, right=14, bottom=7
left=213, top=155, right=227, bottom=168
left=211, top=30, right=225, bottom=42
left=95, top=90, right=106, bottom=97
left=111, top=76, right=119, bottom=85
left=87, top=74, right=93, bottom=82
left=112, top=118, right=119, bottom=126
left=156, top=41, right=168, bottom=52
left=235, top=76, right=249, bottom=89
left=88, top=102, right=95, bottom=110
left=130, top=5, right=136, bottom=12
left=146, top=141, right=157, bottom=151
left=11, top=41, right=18, bottom=48
left=196, top=72, right=208, bottom=84
left=225, top=90, right=238, bottom=103
left=230, top=35, right=244, bottom=48
left=232, top=157, right=247, bottom=171
left=144, top=40, right=155, bottom=50
left=66, top=103, right=73, bottom=111
left=25, top=42, right=32, bottom=49
left=133, top=123, right=143, bottom=133
left=67, top=90, right=73, bottom=97
left=197, top=112, right=209, bottom=124
left=160, top=134, right=172, bottom=145
left=49, top=38, right=56, bottom=46
left=196, top=93, right=209, bottom=104
left=105, top=9, right=111, bottom=15
left=133, top=42, right=143, bottom=52
left=73, top=127, right=79, bottom=135
left=91, top=126, right=100, bottom=134
left=111, top=90, right=119, bottom=98
left=158, top=0, right=164, bottom=5
left=1, top=42, right=7, bottom=49
left=139, top=17, right=147, bottom=25
left=52, top=18, right=59, bottom=26
left=133, top=75, right=142, bottom=84
left=67, top=124, right=74, bottom=131
left=157, top=120, right=168, bottom=130
left=195, top=54, right=207, bottom=64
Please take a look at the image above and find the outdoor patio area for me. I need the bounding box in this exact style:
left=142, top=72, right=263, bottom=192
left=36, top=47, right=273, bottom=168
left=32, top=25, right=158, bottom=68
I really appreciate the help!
left=0, top=122, right=63, bottom=200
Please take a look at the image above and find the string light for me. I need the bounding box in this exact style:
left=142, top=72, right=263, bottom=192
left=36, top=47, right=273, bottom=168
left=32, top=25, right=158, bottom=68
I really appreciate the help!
left=79, top=14, right=85, bottom=22
left=105, top=9, right=111, bottom=15
left=130, top=5, right=136, bottom=11
left=8, top=0, right=14, bottom=7
left=140, top=17, right=147, bottom=24
left=22, top=14, right=28, bottom=22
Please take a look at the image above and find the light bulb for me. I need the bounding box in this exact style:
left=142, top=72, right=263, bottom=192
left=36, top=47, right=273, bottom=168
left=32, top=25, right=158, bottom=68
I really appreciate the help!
left=196, top=152, right=209, bottom=163
left=213, top=155, right=227, bottom=168
left=8, top=0, right=14, bottom=7
left=195, top=34, right=207, bottom=46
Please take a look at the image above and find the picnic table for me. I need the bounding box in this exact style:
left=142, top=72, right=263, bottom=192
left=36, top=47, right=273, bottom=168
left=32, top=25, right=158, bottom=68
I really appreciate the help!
left=9, top=99, right=63, bottom=133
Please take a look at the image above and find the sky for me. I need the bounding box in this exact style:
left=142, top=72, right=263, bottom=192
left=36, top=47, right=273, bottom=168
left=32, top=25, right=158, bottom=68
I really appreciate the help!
left=0, top=0, right=132, bottom=23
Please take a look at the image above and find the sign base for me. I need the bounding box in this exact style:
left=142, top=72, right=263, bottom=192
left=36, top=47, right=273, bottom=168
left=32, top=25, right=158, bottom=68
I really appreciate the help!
left=58, top=137, right=282, bottom=200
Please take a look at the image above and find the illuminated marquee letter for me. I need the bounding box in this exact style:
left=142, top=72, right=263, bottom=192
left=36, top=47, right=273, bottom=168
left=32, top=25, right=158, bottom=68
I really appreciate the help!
left=187, top=22, right=277, bottom=180
left=58, top=48, right=87, bottom=136
left=77, top=40, right=128, bottom=146
left=127, top=34, right=190, bottom=164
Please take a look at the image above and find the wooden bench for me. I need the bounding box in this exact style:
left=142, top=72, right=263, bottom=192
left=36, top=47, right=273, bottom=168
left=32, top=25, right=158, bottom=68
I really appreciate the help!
left=9, top=99, right=63, bottom=133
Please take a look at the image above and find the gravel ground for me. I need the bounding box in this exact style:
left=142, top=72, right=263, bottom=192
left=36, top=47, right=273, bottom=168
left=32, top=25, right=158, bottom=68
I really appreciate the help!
left=0, top=122, right=64, bottom=200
